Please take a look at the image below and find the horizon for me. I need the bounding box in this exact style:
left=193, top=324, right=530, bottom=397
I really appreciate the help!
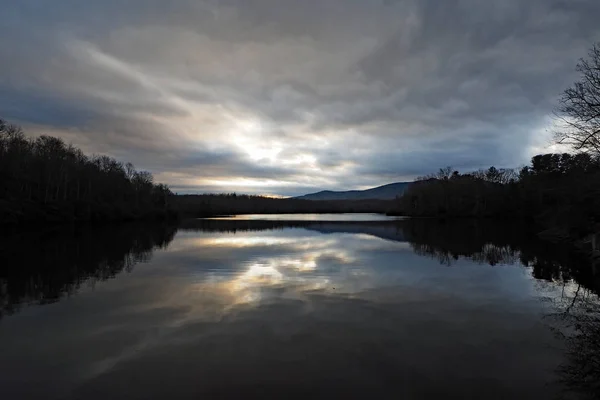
left=2, top=1, right=599, bottom=196
left=175, top=180, right=410, bottom=197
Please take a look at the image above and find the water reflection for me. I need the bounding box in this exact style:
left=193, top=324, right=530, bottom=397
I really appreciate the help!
left=0, top=217, right=598, bottom=399
left=545, top=274, right=600, bottom=399
left=206, top=213, right=404, bottom=221
left=182, top=218, right=599, bottom=294
left=0, top=223, right=177, bottom=319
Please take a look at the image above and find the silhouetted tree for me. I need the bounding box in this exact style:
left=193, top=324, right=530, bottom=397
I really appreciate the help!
left=556, top=42, right=600, bottom=154
left=399, top=153, right=600, bottom=240
left=0, top=118, right=175, bottom=224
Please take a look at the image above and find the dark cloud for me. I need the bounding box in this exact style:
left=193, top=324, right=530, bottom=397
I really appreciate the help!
left=1, top=0, right=599, bottom=195
left=0, top=85, right=99, bottom=128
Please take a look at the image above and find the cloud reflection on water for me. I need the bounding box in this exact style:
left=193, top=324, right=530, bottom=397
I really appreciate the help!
left=1, top=219, right=591, bottom=399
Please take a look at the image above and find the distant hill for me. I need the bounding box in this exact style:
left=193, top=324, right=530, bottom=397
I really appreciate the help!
left=295, top=182, right=411, bottom=201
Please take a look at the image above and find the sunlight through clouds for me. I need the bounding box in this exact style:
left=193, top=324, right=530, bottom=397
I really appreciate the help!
left=2, top=0, right=599, bottom=195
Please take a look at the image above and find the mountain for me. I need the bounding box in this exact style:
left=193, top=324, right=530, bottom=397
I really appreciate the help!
left=294, top=182, right=411, bottom=201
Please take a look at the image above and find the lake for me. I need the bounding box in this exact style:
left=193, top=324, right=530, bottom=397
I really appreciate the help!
left=0, top=214, right=598, bottom=399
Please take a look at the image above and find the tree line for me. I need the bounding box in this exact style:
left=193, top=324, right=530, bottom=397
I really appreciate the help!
left=173, top=193, right=396, bottom=217
left=0, top=114, right=398, bottom=224
left=399, top=153, right=600, bottom=238
left=0, top=119, right=174, bottom=224
left=3, top=42, right=599, bottom=228
left=399, top=43, right=600, bottom=243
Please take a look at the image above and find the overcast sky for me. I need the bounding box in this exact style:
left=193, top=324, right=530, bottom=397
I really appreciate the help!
left=2, top=0, right=599, bottom=196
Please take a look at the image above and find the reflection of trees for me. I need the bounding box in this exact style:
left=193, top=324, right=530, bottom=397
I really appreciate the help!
left=397, top=218, right=600, bottom=398
left=179, top=219, right=407, bottom=241
left=0, top=223, right=176, bottom=318
left=400, top=218, right=600, bottom=398
left=411, top=241, right=520, bottom=267
left=183, top=218, right=600, bottom=295
left=547, top=282, right=600, bottom=399
left=178, top=218, right=320, bottom=233
left=403, top=219, right=526, bottom=266
left=402, top=219, right=599, bottom=294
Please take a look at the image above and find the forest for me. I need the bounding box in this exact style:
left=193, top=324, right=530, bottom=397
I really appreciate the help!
left=399, top=43, right=600, bottom=244
left=398, top=153, right=600, bottom=239
left=0, top=118, right=174, bottom=224
left=0, top=117, right=397, bottom=224
left=173, top=193, right=395, bottom=217
left=0, top=121, right=398, bottom=225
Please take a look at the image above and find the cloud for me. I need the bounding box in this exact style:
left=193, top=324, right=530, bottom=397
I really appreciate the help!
left=1, top=0, right=599, bottom=194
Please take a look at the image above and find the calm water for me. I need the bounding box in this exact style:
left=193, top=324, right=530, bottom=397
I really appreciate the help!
left=1, top=215, right=598, bottom=399
left=206, top=213, right=405, bottom=221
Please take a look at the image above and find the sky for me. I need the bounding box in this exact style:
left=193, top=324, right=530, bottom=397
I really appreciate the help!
left=1, top=0, right=599, bottom=196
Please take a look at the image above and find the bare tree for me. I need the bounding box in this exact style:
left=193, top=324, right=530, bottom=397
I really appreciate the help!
left=556, top=43, right=600, bottom=154
left=437, top=166, right=453, bottom=180
left=0, top=117, right=173, bottom=223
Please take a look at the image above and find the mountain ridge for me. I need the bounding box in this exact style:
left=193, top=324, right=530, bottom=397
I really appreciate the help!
left=294, top=182, right=410, bottom=201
